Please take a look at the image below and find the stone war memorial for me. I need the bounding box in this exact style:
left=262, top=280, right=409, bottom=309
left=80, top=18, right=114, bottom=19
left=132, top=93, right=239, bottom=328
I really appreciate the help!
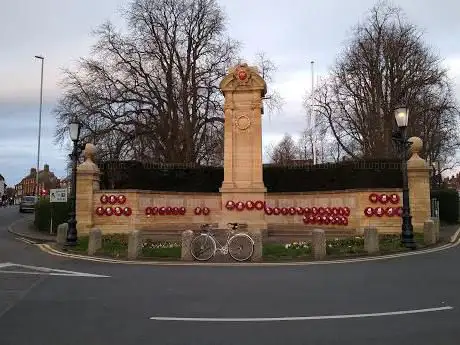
left=75, top=63, right=431, bottom=239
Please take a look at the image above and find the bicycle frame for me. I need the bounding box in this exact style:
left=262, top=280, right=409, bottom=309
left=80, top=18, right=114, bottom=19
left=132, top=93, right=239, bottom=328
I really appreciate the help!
left=201, top=229, right=235, bottom=255
left=192, top=223, right=254, bottom=261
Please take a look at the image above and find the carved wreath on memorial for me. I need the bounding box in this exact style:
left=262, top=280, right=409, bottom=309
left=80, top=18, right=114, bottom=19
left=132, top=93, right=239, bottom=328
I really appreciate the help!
left=236, top=115, right=251, bottom=130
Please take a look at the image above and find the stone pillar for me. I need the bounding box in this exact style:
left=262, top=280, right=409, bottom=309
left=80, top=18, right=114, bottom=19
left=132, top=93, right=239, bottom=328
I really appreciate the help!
left=88, top=228, right=102, bottom=256
left=76, top=144, right=100, bottom=235
left=181, top=230, right=194, bottom=261
left=407, top=137, right=431, bottom=233
left=364, top=227, right=379, bottom=254
left=128, top=230, right=141, bottom=260
left=423, top=219, right=436, bottom=245
left=56, top=223, right=69, bottom=245
left=431, top=217, right=440, bottom=242
left=312, top=229, right=326, bottom=260
left=219, top=64, right=268, bottom=231
left=249, top=229, right=263, bottom=262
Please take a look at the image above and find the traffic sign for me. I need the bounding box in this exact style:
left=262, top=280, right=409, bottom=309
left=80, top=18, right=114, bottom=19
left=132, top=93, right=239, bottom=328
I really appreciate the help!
left=50, top=188, right=68, bottom=203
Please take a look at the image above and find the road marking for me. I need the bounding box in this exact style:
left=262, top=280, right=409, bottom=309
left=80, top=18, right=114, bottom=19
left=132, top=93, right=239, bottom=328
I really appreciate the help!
left=451, top=228, right=460, bottom=243
left=0, top=262, right=14, bottom=268
left=15, top=237, right=37, bottom=245
left=37, top=236, right=460, bottom=267
left=149, top=306, right=454, bottom=322
left=0, top=263, right=110, bottom=278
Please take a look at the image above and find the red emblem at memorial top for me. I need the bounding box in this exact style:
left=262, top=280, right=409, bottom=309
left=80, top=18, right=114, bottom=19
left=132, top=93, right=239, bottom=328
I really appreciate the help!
left=234, top=64, right=250, bottom=84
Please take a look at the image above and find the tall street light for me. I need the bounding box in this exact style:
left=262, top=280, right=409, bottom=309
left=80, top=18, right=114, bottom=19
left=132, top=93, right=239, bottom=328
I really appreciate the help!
left=66, top=120, right=81, bottom=246
left=393, top=106, right=416, bottom=249
left=34, top=55, right=44, bottom=197
left=310, top=60, right=317, bottom=165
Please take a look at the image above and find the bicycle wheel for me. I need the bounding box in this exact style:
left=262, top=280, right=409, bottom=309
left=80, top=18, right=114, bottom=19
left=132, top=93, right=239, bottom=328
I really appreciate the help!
left=228, top=233, right=254, bottom=262
left=190, top=234, right=216, bottom=261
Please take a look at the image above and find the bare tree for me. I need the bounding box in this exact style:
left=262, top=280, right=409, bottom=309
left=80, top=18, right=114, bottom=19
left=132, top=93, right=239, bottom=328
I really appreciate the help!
left=54, top=0, right=239, bottom=165
left=253, top=51, right=285, bottom=116
left=54, top=0, right=281, bottom=166
left=266, top=134, right=300, bottom=165
left=308, top=1, right=459, bottom=164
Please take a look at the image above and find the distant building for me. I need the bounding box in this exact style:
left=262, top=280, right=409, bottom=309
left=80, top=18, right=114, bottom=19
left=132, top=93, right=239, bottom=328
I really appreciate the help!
left=14, top=182, right=23, bottom=204
left=59, top=177, right=71, bottom=193
left=15, top=165, right=60, bottom=198
left=0, top=174, right=5, bottom=200
left=443, top=173, right=460, bottom=191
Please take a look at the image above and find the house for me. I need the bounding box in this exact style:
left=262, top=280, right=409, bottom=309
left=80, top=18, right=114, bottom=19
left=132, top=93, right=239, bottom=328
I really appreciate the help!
left=443, top=173, right=460, bottom=190
left=14, top=182, right=23, bottom=204
left=16, top=164, right=60, bottom=197
left=0, top=174, right=5, bottom=199
left=59, top=177, right=72, bottom=193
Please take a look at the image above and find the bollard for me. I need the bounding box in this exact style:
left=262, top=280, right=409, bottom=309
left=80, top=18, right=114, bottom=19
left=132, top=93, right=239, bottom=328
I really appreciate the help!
left=364, top=227, right=379, bottom=254
left=88, top=228, right=102, bottom=256
left=424, top=220, right=436, bottom=245
left=56, top=223, right=69, bottom=245
left=430, top=217, right=440, bottom=242
left=249, top=229, right=263, bottom=262
left=127, top=230, right=141, bottom=260
left=181, top=230, right=194, bottom=261
left=312, top=229, right=326, bottom=260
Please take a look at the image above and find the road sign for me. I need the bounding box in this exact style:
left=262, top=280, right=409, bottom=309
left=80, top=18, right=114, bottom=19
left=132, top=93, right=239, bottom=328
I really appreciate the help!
left=50, top=188, right=68, bottom=203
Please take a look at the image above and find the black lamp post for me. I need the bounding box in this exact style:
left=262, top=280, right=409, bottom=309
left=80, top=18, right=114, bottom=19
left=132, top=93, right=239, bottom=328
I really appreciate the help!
left=66, top=120, right=81, bottom=246
left=392, top=107, right=416, bottom=249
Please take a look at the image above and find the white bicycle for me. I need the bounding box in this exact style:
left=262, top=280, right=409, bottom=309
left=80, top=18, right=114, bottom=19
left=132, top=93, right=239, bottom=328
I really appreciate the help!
left=190, top=223, right=254, bottom=262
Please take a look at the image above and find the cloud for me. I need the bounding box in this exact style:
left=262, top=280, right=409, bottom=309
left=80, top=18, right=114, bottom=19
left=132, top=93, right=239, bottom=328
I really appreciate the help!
left=2, top=0, right=460, bottom=181
left=0, top=101, right=68, bottom=185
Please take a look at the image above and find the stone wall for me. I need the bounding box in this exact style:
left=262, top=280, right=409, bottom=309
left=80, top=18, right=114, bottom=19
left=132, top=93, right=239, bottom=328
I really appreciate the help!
left=76, top=155, right=429, bottom=236
left=76, top=185, right=422, bottom=235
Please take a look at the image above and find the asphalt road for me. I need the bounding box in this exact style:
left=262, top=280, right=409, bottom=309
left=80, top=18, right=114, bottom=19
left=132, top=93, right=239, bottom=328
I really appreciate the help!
left=1, top=206, right=459, bottom=345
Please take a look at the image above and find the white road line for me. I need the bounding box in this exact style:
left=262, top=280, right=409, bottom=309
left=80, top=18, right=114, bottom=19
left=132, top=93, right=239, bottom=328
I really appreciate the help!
left=0, top=271, right=92, bottom=277
left=451, top=228, right=460, bottom=243
left=0, top=262, right=14, bottom=268
left=0, top=263, right=110, bottom=278
left=149, top=306, right=454, bottom=322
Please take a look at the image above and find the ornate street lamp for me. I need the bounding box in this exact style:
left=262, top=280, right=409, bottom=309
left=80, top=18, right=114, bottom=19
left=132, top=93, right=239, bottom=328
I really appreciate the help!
left=392, top=106, right=416, bottom=249
left=66, top=120, right=81, bottom=246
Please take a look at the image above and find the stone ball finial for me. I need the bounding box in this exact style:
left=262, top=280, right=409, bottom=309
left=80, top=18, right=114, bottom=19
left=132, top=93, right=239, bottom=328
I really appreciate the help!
left=77, top=143, right=99, bottom=173
left=408, top=137, right=423, bottom=155
left=84, top=143, right=96, bottom=162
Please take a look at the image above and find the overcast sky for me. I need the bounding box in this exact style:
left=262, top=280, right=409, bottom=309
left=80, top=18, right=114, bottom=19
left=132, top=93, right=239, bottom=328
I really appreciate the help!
left=1, top=0, right=460, bottom=186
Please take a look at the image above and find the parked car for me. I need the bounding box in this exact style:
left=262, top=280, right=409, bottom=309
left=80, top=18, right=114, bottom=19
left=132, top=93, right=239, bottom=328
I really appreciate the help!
left=19, top=196, right=38, bottom=213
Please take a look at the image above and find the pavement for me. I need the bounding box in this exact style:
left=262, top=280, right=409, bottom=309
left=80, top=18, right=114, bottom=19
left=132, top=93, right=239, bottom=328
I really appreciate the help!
left=1, top=205, right=460, bottom=345
left=7, top=213, right=56, bottom=243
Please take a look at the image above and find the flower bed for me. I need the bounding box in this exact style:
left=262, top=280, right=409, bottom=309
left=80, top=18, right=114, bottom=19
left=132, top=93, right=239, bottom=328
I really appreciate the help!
left=263, top=233, right=425, bottom=261
left=69, top=233, right=426, bottom=261
left=70, top=234, right=181, bottom=260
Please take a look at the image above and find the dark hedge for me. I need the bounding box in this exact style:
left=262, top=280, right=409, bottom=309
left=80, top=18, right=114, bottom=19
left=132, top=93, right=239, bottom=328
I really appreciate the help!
left=431, top=189, right=459, bottom=224
left=99, top=159, right=403, bottom=192
left=34, top=197, right=71, bottom=233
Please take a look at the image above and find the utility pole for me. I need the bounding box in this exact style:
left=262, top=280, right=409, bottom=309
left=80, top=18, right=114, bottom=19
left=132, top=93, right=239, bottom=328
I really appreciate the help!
left=310, top=60, right=316, bottom=165
left=34, top=55, right=44, bottom=196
